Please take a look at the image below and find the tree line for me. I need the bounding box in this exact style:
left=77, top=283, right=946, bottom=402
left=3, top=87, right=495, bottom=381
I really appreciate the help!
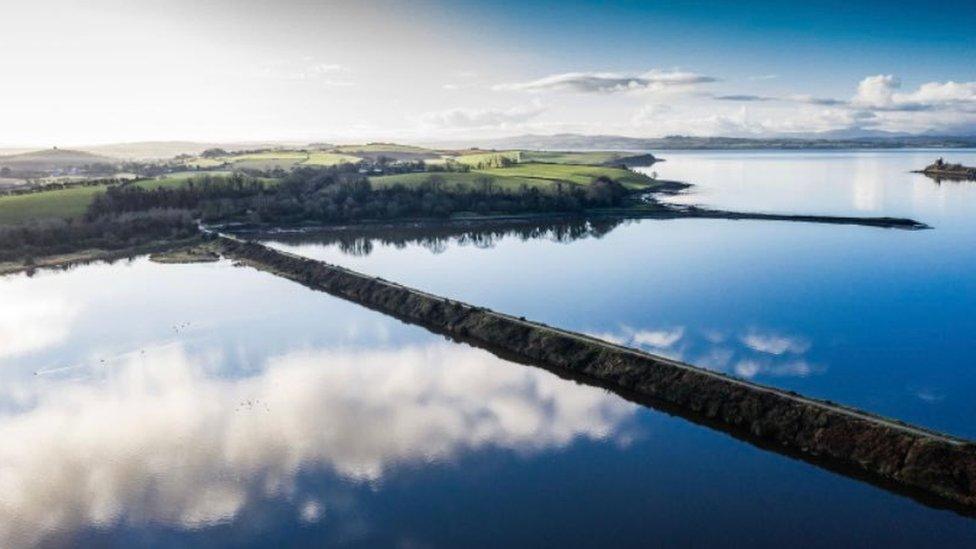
left=84, top=167, right=633, bottom=226
left=0, top=210, right=196, bottom=263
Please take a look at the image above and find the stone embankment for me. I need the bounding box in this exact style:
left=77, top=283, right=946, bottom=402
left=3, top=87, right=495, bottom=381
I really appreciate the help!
left=218, top=236, right=976, bottom=512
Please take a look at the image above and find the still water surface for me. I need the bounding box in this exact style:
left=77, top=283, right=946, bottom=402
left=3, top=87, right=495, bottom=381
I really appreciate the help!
left=268, top=150, right=976, bottom=439
left=2, top=150, right=975, bottom=546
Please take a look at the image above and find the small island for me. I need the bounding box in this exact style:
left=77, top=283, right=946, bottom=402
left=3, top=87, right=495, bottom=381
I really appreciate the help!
left=916, top=158, right=976, bottom=181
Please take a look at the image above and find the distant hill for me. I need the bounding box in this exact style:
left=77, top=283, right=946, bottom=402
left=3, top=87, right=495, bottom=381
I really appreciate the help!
left=79, top=141, right=307, bottom=160
left=0, top=148, right=116, bottom=171
left=430, top=133, right=976, bottom=151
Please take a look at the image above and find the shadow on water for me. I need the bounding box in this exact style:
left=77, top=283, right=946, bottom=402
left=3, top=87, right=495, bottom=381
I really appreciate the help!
left=252, top=217, right=632, bottom=257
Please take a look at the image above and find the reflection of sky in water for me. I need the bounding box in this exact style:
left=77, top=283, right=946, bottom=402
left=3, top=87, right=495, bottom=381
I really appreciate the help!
left=642, top=149, right=976, bottom=218
left=591, top=325, right=819, bottom=380
left=0, top=260, right=636, bottom=545
left=1, top=258, right=976, bottom=545
left=0, top=342, right=635, bottom=546
left=267, top=150, right=976, bottom=438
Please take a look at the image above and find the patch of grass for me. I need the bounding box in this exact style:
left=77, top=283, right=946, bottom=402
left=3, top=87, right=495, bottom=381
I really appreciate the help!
left=451, top=151, right=522, bottom=167
left=519, top=151, right=633, bottom=165
left=476, top=163, right=654, bottom=189
left=333, top=143, right=434, bottom=154
left=132, top=171, right=235, bottom=190
left=0, top=184, right=111, bottom=224
left=181, top=157, right=226, bottom=169
left=302, top=152, right=362, bottom=166
left=218, top=151, right=309, bottom=170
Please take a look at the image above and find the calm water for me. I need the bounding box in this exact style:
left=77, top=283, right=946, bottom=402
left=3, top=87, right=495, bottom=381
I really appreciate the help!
left=2, top=258, right=976, bottom=547
left=267, top=150, right=976, bottom=439
left=2, top=150, right=976, bottom=546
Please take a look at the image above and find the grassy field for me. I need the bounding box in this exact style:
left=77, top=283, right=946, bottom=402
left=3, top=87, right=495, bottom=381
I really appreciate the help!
left=303, top=152, right=362, bottom=166
left=370, top=162, right=655, bottom=193
left=474, top=163, right=654, bottom=189
left=222, top=151, right=308, bottom=170
left=0, top=184, right=111, bottom=224
left=0, top=172, right=266, bottom=224
left=451, top=151, right=522, bottom=167
left=333, top=143, right=435, bottom=154
left=181, top=157, right=226, bottom=169
left=132, top=171, right=236, bottom=190
left=193, top=150, right=364, bottom=170
left=519, top=151, right=633, bottom=165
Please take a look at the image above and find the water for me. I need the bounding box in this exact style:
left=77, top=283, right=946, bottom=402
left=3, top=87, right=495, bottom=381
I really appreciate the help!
left=2, top=150, right=976, bottom=546
left=265, top=150, right=976, bottom=439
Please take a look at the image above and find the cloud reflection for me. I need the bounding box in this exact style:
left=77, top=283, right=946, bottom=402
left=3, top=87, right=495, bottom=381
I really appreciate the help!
left=0, top=293, right=79, bottom=361
left=593, top=326, right=821, bottom=381
left=0, top=342, right=636, bottom=546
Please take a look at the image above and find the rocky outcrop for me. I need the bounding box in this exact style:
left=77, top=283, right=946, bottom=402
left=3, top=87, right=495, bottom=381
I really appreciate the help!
left=606, top=153, right=659, bottom=167
left=917, top=158, right=976, bottom=181
left=218, top=237, right=976, bottom=512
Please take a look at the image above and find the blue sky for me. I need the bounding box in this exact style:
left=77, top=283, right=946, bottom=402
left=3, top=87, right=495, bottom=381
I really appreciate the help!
left=1, top=0, right=974, bottom=144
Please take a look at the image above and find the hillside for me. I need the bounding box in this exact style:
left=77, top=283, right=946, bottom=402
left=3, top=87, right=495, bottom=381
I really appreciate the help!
left=80, top=141, right=303, bottom=160
left=432, top=133, right=976, bottom=151
left=0, top=148, right=116, bottom=171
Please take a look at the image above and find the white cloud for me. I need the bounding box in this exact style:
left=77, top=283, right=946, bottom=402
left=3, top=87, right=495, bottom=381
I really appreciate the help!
left=417, top=103, right=546, bottom=129
left=853, top=74, right=901, bottom=109
left=255, top=60, right=353, bottom=86
left=495, top=69, right=717, bottom=94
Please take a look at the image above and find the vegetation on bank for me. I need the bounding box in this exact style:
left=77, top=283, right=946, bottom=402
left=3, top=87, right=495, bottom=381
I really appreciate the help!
left=0, top=142, right=667, bottom=266
left=86, top=167, right=637, bottom=225
left=0, top=210, right=197, bottom=263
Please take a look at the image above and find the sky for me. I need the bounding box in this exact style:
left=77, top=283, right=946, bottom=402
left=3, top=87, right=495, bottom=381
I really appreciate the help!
left=1, top=0, right=975, bottom=145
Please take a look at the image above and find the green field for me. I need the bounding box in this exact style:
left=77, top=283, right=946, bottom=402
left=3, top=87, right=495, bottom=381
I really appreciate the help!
left=451, top=151, right=522, bottom=167
left=370, top=162, right=655, bottom=193
left=132, top=171, right=235, bottom=190
left=474, top=163, right=654, bottom=189
left=0, top=184, right=110, bottom=224
left=196, top=150, right=364, bottom=170
left=519, top=151, right=633, bottom=165
left=222, top=151, right=308, bottom=170
left=303, top=152, right=362, bottom=166
left=333, top=143, right=434, bottom=154
left=0, top=172, right=271, bottom=225
left=181, top=157, right=226, bottom=169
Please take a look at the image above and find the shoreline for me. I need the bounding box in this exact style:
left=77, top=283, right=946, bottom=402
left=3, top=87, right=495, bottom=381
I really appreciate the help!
left=210, top=203, right=929, bottom=236
left=0, top=237, right=204, bottom=276
left=216, top=236, right=976, bottom=514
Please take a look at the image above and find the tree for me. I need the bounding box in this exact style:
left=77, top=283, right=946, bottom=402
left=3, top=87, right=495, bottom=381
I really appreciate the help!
left=200, top=148, right=229, bottom=158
